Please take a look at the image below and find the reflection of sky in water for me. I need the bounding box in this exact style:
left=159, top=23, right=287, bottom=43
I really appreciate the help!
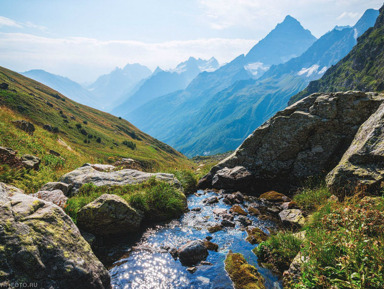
left=110, top=191, right=283, bottom=289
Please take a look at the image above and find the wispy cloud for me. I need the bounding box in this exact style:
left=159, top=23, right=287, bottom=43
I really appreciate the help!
left=337, top=12, right=360, bottom=20
left=0, top=16, right=47, bottom=31
left=0, top=16, right=22, bottom=28
left=0, top=32, right=255, bottom=83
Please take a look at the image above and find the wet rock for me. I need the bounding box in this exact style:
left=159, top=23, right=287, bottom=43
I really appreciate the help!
left=267, top=206, right=281, bottom=214
left=169, top=248, right=178, bottom=260
left=223, top=192, right=245, bottom=205
left=178, top=240, right=208, bottom=266
left=0, top=182, right=111, bottom=289
left=200, top=261, right=213, bottom=266
left=248, top=206, right=261, bottom=216
left=230, top=204, right=247, bottom=216
left=60, top=165, right=181, bottom=195
left=222, top=213, right=234, bottom=221
left=30, top=190, right=68, bottom=208
left=245, top=227, right=269, bottom=245
left=207, top=224, right=223, bottom=233
left=12, top=120, right=35, bottom=136
left=213, top=208, right=227, bottom=215
left=260, top=191, right=290, bottom=203
left=237, top=216, right=252, bottom=227
left=224, top=251, right=265, bottom=289
left=203, top=240, right=219, bottom=252
left=205, top=236, right=213, bottom=241
left=211, top=166, right=253, bottom=190
left=77, top=194, right=143, bottom=235
left=187, top=267, right=197, bottom=273
left=21, top=154, right=40, bottom=170
left=200, top=92, right=384, bottom=194
left=40, top=182, right=70, bottom=196
left=221, top=219, right=235, bottom=227
left=204, top=196, right=219, bottom=204
left=191, top=207, right=201, bottom=212
left=279, top=209, right=305, bottom=227
left=280, top=201, right=298, bottom=210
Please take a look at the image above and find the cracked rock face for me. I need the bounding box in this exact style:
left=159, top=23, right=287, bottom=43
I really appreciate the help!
left=326, top=102, right=384, bottom=195
left=0, top=182, right=111, bottom=289
left=199, top=92, right=384, bottom=195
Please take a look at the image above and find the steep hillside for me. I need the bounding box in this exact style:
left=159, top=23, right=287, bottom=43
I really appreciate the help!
left=23, top=69, right=99, bottom=108
left=113, top=57, right=219, bottom=116
left=0, top=66, right=191, bottom=192
left=88, top=63, right=152, bottom=111
left=290, top=7, right=384, bottom=104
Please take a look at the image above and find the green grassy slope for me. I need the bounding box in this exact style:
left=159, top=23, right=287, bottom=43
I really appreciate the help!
left=0, top=66, right=192, bottom=192
left=290, top=5, right=384, bottom=104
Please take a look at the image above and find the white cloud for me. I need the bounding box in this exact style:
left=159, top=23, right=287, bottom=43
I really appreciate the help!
left=0, top=32, right=255, bottom=83
left=0, top=16, right=22, bottom=28
left=337, top=12, right=360, bottom=20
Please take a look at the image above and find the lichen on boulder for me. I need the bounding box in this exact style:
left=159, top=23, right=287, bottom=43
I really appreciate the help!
left=0, top=182, right=111, bottom=289
left=224, top=250, right=265, bottom=289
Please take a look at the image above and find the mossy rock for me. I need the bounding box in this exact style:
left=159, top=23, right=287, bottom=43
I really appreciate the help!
left=259, top=191, right=290, bottom=202
left=230, top=204, right=247, bottom=216
left=245, top=227, right=269, bottom=245
left=225, top=250, right=265, bottom=289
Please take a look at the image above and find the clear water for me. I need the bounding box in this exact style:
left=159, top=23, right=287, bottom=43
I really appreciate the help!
left=110, top=191, right=283, bottom=289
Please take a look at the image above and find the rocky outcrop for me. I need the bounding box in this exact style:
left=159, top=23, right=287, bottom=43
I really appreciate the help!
left=279, top=209, right=305, bottom=227
left=30, top=190, right=68, bottom=208
left=327, top=102, right=384, bottom=195
left=40, top=182, right=71, bottom=195
left=224, top=251, right=265, bottom=289
left=0, top=146, right=40, bottom=170
left=12, top=120, right=35, bottom=136
left=199, top=92, right=384, bottom=194
left=60, top=164, right=181, bottom=195
left=77, top=194, right=143, bottom=236
left=177, top=240, right=208, bottom=266
left=0, top=182, right=111, bottom=289
left=21, top=154, right=41, bottom=170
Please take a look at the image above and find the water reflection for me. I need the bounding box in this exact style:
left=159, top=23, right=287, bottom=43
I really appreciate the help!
left=110, top=191, right=283, bottom=289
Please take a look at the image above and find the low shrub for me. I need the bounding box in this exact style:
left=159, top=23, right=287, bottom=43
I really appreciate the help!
left=293, top=184, right=332, bottom=212
left=65, top=178, right=186, bottom=223
left=172, top=170, right=197, bottom=194
left=254, top=232, right=302, bottom=273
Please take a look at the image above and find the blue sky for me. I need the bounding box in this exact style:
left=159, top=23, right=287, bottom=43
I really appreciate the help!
left=0, top=0, right=382, bottom=82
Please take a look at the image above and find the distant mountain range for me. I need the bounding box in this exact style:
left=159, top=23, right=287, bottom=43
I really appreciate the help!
left=113, top=57, right=219, bottom=116
left=88, top=63, right=152, bottom=111
left=123, top=9, right=378, bottom=157
left=22, top=70, right=98, bottom=108
left=290, top=7, right=383, bottom=104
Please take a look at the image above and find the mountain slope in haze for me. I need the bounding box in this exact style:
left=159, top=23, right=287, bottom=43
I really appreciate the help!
left=124, top=15, right=317, bottom=149
left=22, top=69, right=99, bottom=108
left=113, top=57, right=219, bottom=116
left=126, top=10, right=377, bottom=157
left=290, top=7, right=384, bottom=104
left=88, top=63, right=152, bottom=111
left=0, top=66, right=190, bottom=182
left=245, top=15, right=316, bottom=65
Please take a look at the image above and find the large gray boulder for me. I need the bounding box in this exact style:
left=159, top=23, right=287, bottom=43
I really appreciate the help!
left=41, top=182, right=71, bottom=195
left=77, top=194, right=143, bottom=236
left=60, top=164, right=181, bottom=195
left=199, top=92, right=384, bottom=194
left=0, top=183, right=111, bottom=289
left=326, top=102, right=384, bottom=195
left=177, top=240, right=208, bottom=266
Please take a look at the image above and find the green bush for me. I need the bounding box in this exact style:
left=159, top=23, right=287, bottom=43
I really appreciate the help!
left=254, top=232, right=302, bottom=273
left=293, top=198, right=384, bottom=289
left=293, top=184, right=332, bottom=212
left=172, top=170, right=197, bottom=194
left=65, top=179, right=186, bottom=223
left=122, top=140, right=136, bottom=150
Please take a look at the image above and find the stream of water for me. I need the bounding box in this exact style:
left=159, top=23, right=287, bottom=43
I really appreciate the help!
left=109, top=191, right=283, bottom=289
